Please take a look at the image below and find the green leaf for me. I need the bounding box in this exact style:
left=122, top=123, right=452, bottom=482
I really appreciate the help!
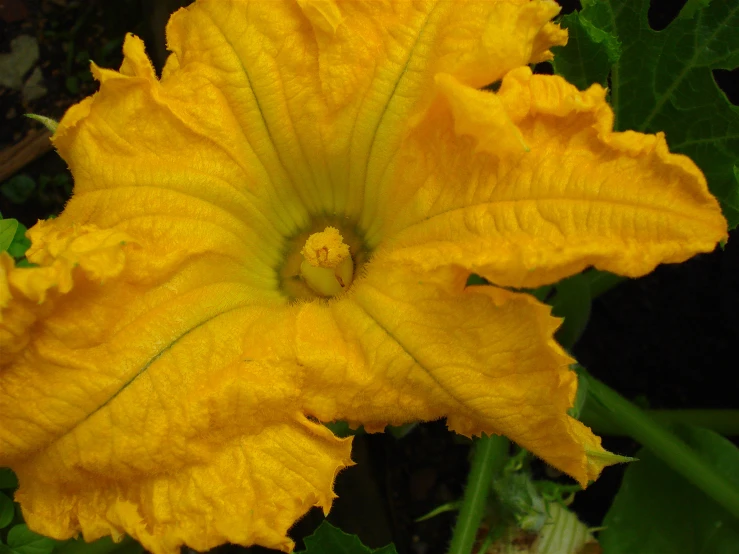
left=297, top=521, right=397, bottom=554
left=600, top=425, right=739, bottom=553
left=550, top=273, right=591, bottom=349
left=0, top=468, right=18, bottom=489
left=552, top=5, right=621, bottom=89
left=324, top=421, right=364, bottom=438
left=6, top=525, right=58, bottom=554
left=0, top=219, right=18, bottom=252
left=0, top=492, right=14, bottom=529
left=53, top=536, right=143, bottom=554
left=7, top=222, right=30, bottom=259
left=569, top=370, right=588, bottom=420
left=583, top=269, right=625, bottom=300
left=65, top=76, right=79, bottom=95
left=1, top=175, right=35, bottom=205
left=553, top=0, right=739, bottom=228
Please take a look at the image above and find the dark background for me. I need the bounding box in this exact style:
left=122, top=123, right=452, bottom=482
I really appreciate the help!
left=1, top=1, right=736, bottom=553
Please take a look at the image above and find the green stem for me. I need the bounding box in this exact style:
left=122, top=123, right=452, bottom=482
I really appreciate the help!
left=583, top=374, right=739, bottom=519
left=583, top=408, right=739, bottom=437
left=447, top=434, right=509, bottom=554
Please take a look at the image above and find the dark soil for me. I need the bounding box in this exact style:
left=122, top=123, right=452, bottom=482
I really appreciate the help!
left=1, top=1, right=736, bottom=554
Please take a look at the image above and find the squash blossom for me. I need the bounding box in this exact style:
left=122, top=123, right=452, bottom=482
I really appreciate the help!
left=0, top=0, right=728, bottom=553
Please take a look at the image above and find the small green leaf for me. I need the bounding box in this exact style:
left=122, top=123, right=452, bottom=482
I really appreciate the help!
left=0, top=219, right=18, bottom=252
left=6, top=525, right=58, bottom=554
left=65, top=76, right=79, bottom=95
left=0, top=468, right=18, bottom=489
left=297, top=521, right=397, bottom=554
left=53, top=536, right=143, bottom=554
left=7, top=222, right=30, bottom=259
left=550, top=273, right=591, bottom=349
left=601, top=425, right=739, bottom=553
left=0, top=492, right=14, bottom=529
left=1, top=175, right=35, bottom=205
left=324, top=421, right=364, bottom=438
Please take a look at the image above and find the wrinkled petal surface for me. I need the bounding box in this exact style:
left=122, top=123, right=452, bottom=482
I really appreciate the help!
left=372, top=67, right=727, bottom=287
left=296, top=259, right=608, bottom=486
left=0, top=1, right=727, bottom=553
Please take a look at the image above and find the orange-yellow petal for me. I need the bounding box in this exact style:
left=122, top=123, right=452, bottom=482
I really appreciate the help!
left=16, top=413, right=351, bottom=554
left=297, top=259, right=610, bottom=487
left=374, top=68, right=727, bottom=287
left=2, top=1, right=724, bottom=552
left=161, top=0, right=565, bottom=222
left=53, top=33, right=302, bottom=264
left=1, top=228, right=351, bottom=552
left=0, top=224, right=134, bottom=365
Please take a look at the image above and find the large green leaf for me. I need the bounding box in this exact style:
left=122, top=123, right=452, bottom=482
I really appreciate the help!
left=552, top=5, right=621, bottom=89
left=553, top=0, right=739, bottom=228
left=0, top=175, right=35, bottom=206
left=297, top=521, right=397, bottom=554
left=550, top=273, right=592, bottom=350
left=600, top=425, right=739, bottom=553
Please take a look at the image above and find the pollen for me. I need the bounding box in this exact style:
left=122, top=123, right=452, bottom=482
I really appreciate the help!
left=300, top=226, right=354, bottom=296
left=301, top=226, right=350, bottom=269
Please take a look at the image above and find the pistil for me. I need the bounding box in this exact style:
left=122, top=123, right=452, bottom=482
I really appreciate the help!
left=300, top=226, right=354, bottom=297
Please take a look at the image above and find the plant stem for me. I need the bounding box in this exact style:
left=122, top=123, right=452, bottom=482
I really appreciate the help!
left=582, top=373, right=739, bottom=519
left=583, top=408, right=739, bottom=437
left=447, top=434, right=509, bottom=554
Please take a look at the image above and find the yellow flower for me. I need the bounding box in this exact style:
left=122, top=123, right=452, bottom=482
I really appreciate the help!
left=0, top=1, right=727, bottom=553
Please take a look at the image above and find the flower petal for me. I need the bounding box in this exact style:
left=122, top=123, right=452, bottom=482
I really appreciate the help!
left=15, top=414, right=351, bottom=554
left=1, top=225, right=351, bottom=552
left=0, top=224, right=134, bottom=365
left=297, top=260, right=609, bottom=487
left=374, top=68, right=727, bottom=288
left=162, top=0, right=564, bottom=222
left=54, top=32, right=296, bottom=277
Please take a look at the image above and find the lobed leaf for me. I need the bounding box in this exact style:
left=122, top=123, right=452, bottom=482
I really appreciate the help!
left=297, top=521, right=397, bottom=554
left=552, top=5, right=621, bottom=89
left=553, top=0, right=739, bottom=228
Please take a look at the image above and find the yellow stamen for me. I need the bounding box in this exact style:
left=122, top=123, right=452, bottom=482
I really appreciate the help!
left=300, top=226, right=354, bottom=297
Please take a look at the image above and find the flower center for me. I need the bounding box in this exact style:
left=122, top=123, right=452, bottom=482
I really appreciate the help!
left=299, top=226, right=354, bottom=297
left=278, top=217, right=368, bottom=300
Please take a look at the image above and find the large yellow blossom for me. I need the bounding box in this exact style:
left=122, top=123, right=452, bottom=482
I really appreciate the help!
left=0, top=1, right=727, bottom=553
